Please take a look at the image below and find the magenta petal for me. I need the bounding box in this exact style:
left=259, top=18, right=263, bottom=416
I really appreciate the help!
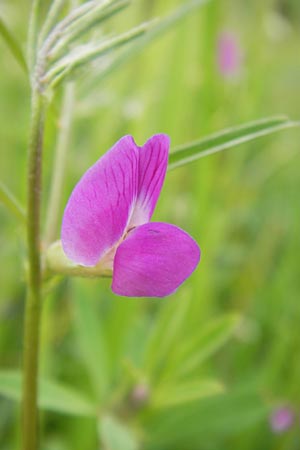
left=61, top=136, right=139, bottom=266
left=128, top=134, right=170, bottom=228
left=112, top=222, right=200, bottom=297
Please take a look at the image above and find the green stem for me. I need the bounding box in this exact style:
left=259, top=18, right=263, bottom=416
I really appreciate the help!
left=44, top=82, right=74, bottom=248
left=22, top=89, right=45, bottom=450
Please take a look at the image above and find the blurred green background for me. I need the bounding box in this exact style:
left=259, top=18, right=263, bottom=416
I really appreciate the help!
left=1, top=0, right=300, bottom=449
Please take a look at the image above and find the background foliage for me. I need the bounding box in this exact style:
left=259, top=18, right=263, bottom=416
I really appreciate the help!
left=0, top=0, right=300, bottom=449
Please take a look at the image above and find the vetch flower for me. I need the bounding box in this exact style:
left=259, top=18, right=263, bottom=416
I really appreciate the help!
left=269, top=406, right=294, bottom=433
left=61, top=134, right=200, bottom=297
left=217, top=32, right=242, bottom=78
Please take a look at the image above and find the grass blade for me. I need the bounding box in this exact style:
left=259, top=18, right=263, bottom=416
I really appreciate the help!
left=49, top=0, right=130, bottom=60
left=168, top=116, right=299, bottom=170
left=160, top=314, right=240, bottom=381
left=145, top=387, right=269, bottom=447
left=45, top=22, right=148, bottom=88
left=72, top=280, right=110, bottom=401
left=38, top=0, right=67, bottom=45
left=83, top=0, right=210, bottom=89
left=152, top=378, right=224, bottom=409
left=100, top=415, right=138, bottom=450
left=0, top=370, right=97, bottom=416
left=0, top=181, right=26, bottom=224
left=144, top=296, right=191, bottom=379
left=0, top=16, right=27, bottom=72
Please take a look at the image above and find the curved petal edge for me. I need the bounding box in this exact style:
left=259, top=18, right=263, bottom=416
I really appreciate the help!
left=61, top=135, right=139, bottom=266
left=112, top=222, right=200, bottom=297
left=128, top=134, right=170, bottom=228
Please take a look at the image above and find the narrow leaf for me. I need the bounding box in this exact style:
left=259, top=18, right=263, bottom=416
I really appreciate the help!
left=161, top=314, right=240, bottom=380
left=82, top=0, right=210, bottom=88
left=0, top=370, right=97, bottom=416
left=145, top=387, right=269, bottom=446
left=168, top=116, right=299, bottom=170
left=0, top=181, right=26, bottom=223
left=100, top=415, right=138, bottom=450
left=39, top=1, right=104, bottom=59
left=45, top=22, right=148, bottom=87
left=144, top=296, right=191, bottom=378
left=0, top=17, right=27, bottom=72
left=39, top=0, right=67, bottom=45
left=72, top=280, right=110, bottom=400
left=49, top=0, right=130, bottom=60
left=152, top=378, right=224, bottom=409
left=27, top=0, right=41, bottom=69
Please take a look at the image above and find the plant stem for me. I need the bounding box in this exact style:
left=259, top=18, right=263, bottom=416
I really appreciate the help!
left=44, top=82, right=74, bottom=248
left=22, top=89, right=45, bottom=450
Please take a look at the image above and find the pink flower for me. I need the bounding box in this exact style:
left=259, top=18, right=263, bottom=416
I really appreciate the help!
left=61, top=134, right=200, bottom=297
left=269, top=407, right=294, bottom=433
left=217, top=32, right=242, bottom=77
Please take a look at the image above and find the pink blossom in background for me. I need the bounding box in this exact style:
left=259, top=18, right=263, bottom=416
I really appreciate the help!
left=61, top=134, right=200, bottom=297
left=217, top=32, right=242, bottom=77
left=269, top=406, right=294, bottom=433
left=131, top=383, right=150, bottom=407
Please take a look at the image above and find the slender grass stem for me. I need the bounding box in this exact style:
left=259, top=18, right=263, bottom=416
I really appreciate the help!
left=22, top=89, right=45, bottom=450
left=44, top=82, right=74, bottom=247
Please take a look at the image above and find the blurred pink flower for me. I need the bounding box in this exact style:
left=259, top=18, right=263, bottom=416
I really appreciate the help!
left=131, top=383, right=150, bottom=407
left=217, top=32, right=242, bottom=77
left=61, top=134, right=200, bottom=297
left=269, top=406, right=294, bottom=433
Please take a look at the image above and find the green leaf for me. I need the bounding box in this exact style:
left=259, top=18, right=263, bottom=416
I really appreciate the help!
left=45, top=22, right=149, bottom=88
left=0, top=370, right=97, bottom=416
left=83, top=0, right=210, bottom=89
left=38, top=0, right=67, bottom=45
left=144, top=296, right=191, bottom=378
left=72, top=280, right=110, bottom=401
left=161, top=314, right=240, bottom=380
left=0, top=181, right=26, bottom=223
left=100, top=415, right=138, bottom=450
left=152, top=378, right=224, bottom=409
left=49, top=0, right=130, bottom=60
left=168, top=116, right=299, bottom=170
left=0, top=16, right=27, bottom=72
left=145, top=386, right=269, bottom=448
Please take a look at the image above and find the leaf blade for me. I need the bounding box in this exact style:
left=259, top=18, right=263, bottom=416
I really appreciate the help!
left=145, top=386, right=269, bottom=447
left=0, top=370, right=97, bottom=416
left=49, top=0, right=130, bottom=59
left=100, top=415, right=139, bottom=450
left=0, top=181, right=26, bottom=223
left=168, top=116, right=299, bottom=170
left=81, top=0, right=210, bottom=89
left=152, top=378, right=224, bottom=409
left=46, top=22, right=149, bottom=88
left=72, top=280, right=110, bottom=401
left=160, top=314, right=240, bottom=381
left=0, top=16, right=27, bottom=72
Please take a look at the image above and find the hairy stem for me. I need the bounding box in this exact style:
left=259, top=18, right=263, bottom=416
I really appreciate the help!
left=44, top=82, right=74, bottom=248
left=22, top=89, right=45, bottom=450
